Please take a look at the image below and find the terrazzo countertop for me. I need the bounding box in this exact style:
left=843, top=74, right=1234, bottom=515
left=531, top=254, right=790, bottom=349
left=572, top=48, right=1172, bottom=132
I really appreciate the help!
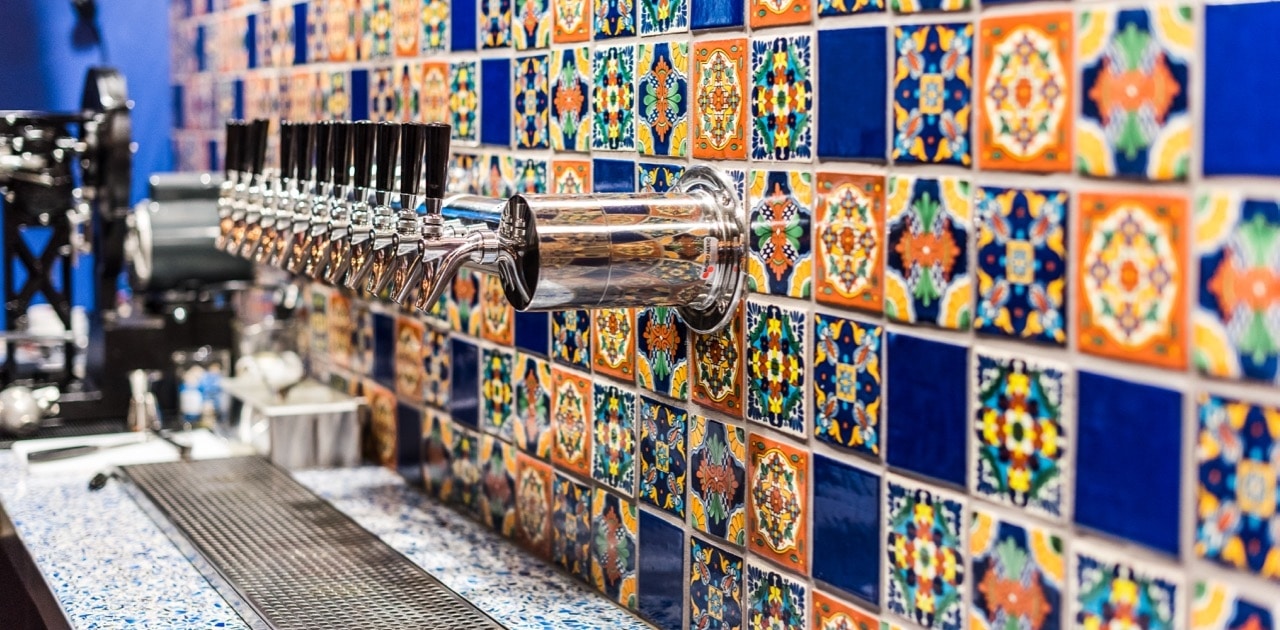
left=0, top=452, right=651, bottom=629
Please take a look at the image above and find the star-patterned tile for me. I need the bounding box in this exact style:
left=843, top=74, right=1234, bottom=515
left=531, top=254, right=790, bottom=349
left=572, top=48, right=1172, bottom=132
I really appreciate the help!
left=361, top=0, right=393, bottom=60
left=692, top=304, right=745, bottom=418
left=637, top=42, right=690, bottom=157
left=885, top=175, right=973, bottom=329
left=513, top=54, right=550, bottom=149
left=480, top=347, right=515, bottom=440
left=813, top=313, right=882, bottom=458
left=449, top=61, right=480, bottom=143
left=591, top=384, right=637, bottom=494
left=970, top=509, right=1064, bottom=630
left=749, top=35, right=814, bottom=161
left=552, top=310, right=593, bottom=371
left=593, top=308, right=636, bottom=381
left=745, top=301, right=807, bottom=438
left=420, top=0, right=449, bottom=53
left=550, top=47, right=592, bottom=152
left=639, top=395, right=688, bottom=518
left=592, top=45, right=637, bottom=151
left=748, top=432, right=809, bottom=574
left=552, top=367, right=593, bottom=477
left=1073, top=541, right=1183, bottom=630
left=692, top=38, right=749, bottom=160
left=636, top=307, right=690, bottom=401
left=552, top=472, right=593, bottom=581
left=688, top=414, right=747, bottom=546
left=891, top=23, right=973, bottom=165
left=590, top=488, right=638, bottom=608
left=513, top=0, right=551, bottom=50
left=689, top=536, right=744, bottom=629
left=515, top=452, right=554, bottom=559
left=885, top=476, right=965, bottom=630
left=482, top=0, right=513, bottom=48
left=814, top=172, right=885, bottom=314
left=748, top=170, right=814, bottom=299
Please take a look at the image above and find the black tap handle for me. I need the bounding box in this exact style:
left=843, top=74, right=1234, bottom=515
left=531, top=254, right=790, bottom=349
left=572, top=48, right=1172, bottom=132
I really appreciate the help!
left=279, top=121, right=296, bottom=179
left=293, top=122, right=313, bottom=183
left=352, top=121, right=375, bottom=189
left=237, top=120, right=254, bottom=176
left=399, top=123, right=427, bottom=198
left=332, top=122, right=352, bottom=186
left=224, top=120, right=242, bottom=176
left=250, top=119, right=268, bottom=175
left=374, top=122, right=400, bottom=193
left=422, top=122, right=450, bottom=200
left=315, top=121, right=333, bottom=184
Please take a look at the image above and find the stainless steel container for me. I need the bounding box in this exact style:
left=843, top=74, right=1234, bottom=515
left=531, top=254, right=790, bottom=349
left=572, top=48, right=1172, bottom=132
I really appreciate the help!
left=221, top=377, right=362, bottom=469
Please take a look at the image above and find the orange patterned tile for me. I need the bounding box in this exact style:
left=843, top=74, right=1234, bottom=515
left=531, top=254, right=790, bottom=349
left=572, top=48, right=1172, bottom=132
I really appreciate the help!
left=692, top=38, right=749, bottom=160
left=420, top=61, right=450, bottom=123
left=551, top=368, right=593, bottom=476
left=551, top=160, right=592, bottom=194
left=691, top=303, right=745, bottom=418
left=748, top=432, right=809, bottom=574
left=480, top=273, right=515, bottom=345
left=395, top=315, right=425, bottom=401
left=812, top=590, right=878, bottom=630
left=592, top=308, right=636, bottom=381
left=553, top=0, right=591, bottom=43
left=750, top=0, right=813, bottom=28
left=815, top=172, right=885, bottom=313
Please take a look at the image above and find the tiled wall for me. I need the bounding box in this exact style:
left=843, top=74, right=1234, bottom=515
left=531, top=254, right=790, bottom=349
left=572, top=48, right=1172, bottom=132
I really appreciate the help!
left=170, top=0, right=1280, bottom=628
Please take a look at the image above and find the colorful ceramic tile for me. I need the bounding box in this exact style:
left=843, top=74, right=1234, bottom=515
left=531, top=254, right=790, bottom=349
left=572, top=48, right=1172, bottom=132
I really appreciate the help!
left=449, top=61, right=480, bottom=143
left=592, top=384, right=637, bottom=494
left=511, top=355, right=553, bottom=459
left=748, top=171, right=814, bottom=298
left=637, top=163, right=685, bottom=193
left=1077, top=7, right=1193, bottom=181
left=974, top=187, right=1069, bottom=345
left=815, top=173, right=885, bottom=313
left=692, top=38, right=749, bottom=160
left=748, top=434, right=809, bottom=574
left=514, top=54, right=550, bottom=149
left=393, top=0, right=419, bottom=56
left=818, top=0, right=883, bottom=15
left=1196, top=392, right=1280, bottom=580
left=366, top=383, right=397, bottom=469
left=592, top=45, right=636, bottom=151
left=813, top=314, right=881, bottom=458
left=692, top=305, right=745, bottom=418
left=516, top=452, right=554, bottom=558
left=1074, top=544, right=1182, bottom=630
left=328, top=293, right=354, bottom=369
left=1192, top=581, right=1275, bottom=630
left=750, top=0, right=812, bottom=28
left=552, top=472, right=593, bottom=581
left=321, top=71, right=351, bottom=119
left=552, top=160, right=592, bottom=194
left=690, top=536, right=744, bottom=629
left=636, top=307, right=689, bottom=400
left=813, top=591, right=878, bottom=630
left=971, top=510, right=1064, bottom=630
left=594, top=0, right=636, bottom=38
left=1194, top=192, right=1280, bottom=384
left=554, top=0, right=591, bottom=43
left=362, top=0, right=393, bottom=60
left=747, top=560, right=808, bottom=629
left=640, top=0, right=687, bottom=34
left=639, top=396, right=688, bottom=518
left=369, top=67, right=396, bottom=121
left=885, top=175, right=973, bottom=329
left=749, top=36, right=814, bottom=161
left=550, top=47, right=592, bottom=152
left=327, top=0, right=360, bottom=61
left=514, top=158, right=548, bottom=193
left=636, top=43, right=690, bottom=158
left=479, top=435, right=518, bottom=536
left=892, top=23, right=973, bottom=165
left=977, top=13, right=1072, bottom=172
left=480, top=347, right=515, bottom=439
left=972, top=350, right=1069, bottom=520
left=394, top=316, right=424, bottom=401
left=886, top=477, right=965, bottom=630
left=422, top=409, right=460, bottom=502
left=892, top=0, right=966, bottom=13
left=513, top=0, right=551, bottom=49
left=423, top=326, right=450, bottom=409
left=449, top=268, right=483, bottom=336
left=420, top=0, right=449, bottom=53
left=1077, top=191, right=1188, bottom=369
left=482, top=0, right=513, bottom=48
left=591, top=488, right=638, bottom=608
left=593, top=308, right=636, bottom=381
left=745, top=301, right=807, bottom=438
left=552, top=310, right=592, bottom=370
left=479, top=154, right=518, bottom=197
left=689, top=415, right=747, bottom=546
left=551, top=368, right=593, bottom=477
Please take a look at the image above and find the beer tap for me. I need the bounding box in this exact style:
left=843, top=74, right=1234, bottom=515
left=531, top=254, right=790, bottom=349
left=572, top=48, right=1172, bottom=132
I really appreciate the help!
left=284, top=122, right=320, bottom=273
left=225, top=119, right=266, bottom=254
left=215, top=119, right=244, bottom=250
left=309, top=121, right=350, bottom=281
left=383, top=122, right=431, bottom=304
left=268, top=121, right=312, bottom=267
left=355, top=122, right=401, bottom=295
left=339, top=121, right=377, bottom=290
left=243, top=120, right=293, bottom=261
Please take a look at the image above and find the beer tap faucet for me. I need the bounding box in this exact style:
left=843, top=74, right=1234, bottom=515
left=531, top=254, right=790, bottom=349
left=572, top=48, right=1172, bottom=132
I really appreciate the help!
left=216, top=119, right=244, bottom=250
left=383, top=122, right=431, bottom=303
left=356, top=122, right=401, bottom=295
left=243, top=121, right=290, bottom=260
left=339, top=121, right=377, bottom=290
left=284, top=122, right=320, bottom=273
left=308, top=121, right=350, bottom=280
left=268, top=121, right=312, bottom=267
left=226, top=119, right=266, bottom=254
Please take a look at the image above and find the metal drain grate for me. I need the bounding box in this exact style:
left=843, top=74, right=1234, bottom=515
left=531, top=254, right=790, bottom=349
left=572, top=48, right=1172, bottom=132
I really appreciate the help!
left=122, top=456, right=503, bottom=630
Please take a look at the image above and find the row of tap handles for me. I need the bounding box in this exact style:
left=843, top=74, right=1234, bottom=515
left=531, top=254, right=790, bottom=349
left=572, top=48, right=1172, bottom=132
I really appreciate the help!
left=215, top=118, right=748, bottom=334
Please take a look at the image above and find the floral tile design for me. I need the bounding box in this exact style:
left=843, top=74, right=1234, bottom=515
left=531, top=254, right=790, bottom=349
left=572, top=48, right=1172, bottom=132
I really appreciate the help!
left=746, top=301, right=807, bottom=438
left=393, top=0, right=419, bottom=56
left=361, top=0, right=393, bottom=60
left=482, top=0, right=513, bottom=48
left=815, top=172, right=885, bottom=314
left=592, top=45, right=636, bottom=151
left=892, top=0, right=967, bottom=13
left=480, top=435, right=518, bottom=536
left=692, top=38, right=749, bottom=160
left=1074, top=544, right=1182, bottom=630
left=748, top=433, right=809, bottom=574
left=750, top=0, right=812, bottom=28
left=886, top=477, right=965, bottom=630
left=813, top=590, right=878, bottom=630
left=818, top=0, right=883, bottom=15
left=639, top=396, right=688, bottom=518
left=970, top=509, right=1064, bottom=630
left=449, top=61, right=480, bottom=143
left=640, top=0, right=688, bottom=34
left=973, top=350, right=1069, bottom=519
left=513, top=0, right=551, bottom=50
left=550, top=47, right=592, bottom=152
left=328, top=293, right=353, bottom=369
left=592, top=384, right=637, bottom=494
left=513, top=355, right=554, bottom=459
left=394, top=316, right=425, bottom=401
left=749, top=35, right=814, bottom=162
left=690, top=536, right=744, bottom=629
left=689, top=415, right=747, bottom=546
left=1077, top=7, right=1193, bottom=181
left=554, top=0, right=590, bottom=43
left=480, top=273, right=515, bottom=345
left=892, top=23, right=973, bottom=165
left=327, top=0, right=360, bottom=61
left=637, top=163, right=685, bottom=193
left=454, top=424, right=484, bottom=514
left=747, top=559, right=808, bottom=629
left=516, top=452, right=554, bottom=559
left=636, top=307, right=690, bottom=400
left=552, top=310, right=592, bottom=370
left=591, top=488, right=638, bottom=608
left=514, top=54, right=550, bottom=149
left=552, top=160, right=592, bottom=194
left=369, top=67, right=395, bottom=121
left=748, top=170, right=814, bottom=298
left=692, top=304, right=745, bottom=418
left=813, top=313, right=882, bottom=458
left=977, top=13, right=1072, bottom=172
left=394, top=62, right=421, bottom=121
left=1077, top=192, right=1187, bottom=369
left=1194, top=192, right=1280, bottom=384
left=593, top=308, right=636, bottom=381
left=637, top=42, right=690, bottom=157
left=1192, top=580, right=1275, bottom=630
left=423, top=326, right=450, bottom=408
left=420, top=0, right=448, bottom=53
left=480, top=154, right=519, bottom=198
left=481, top=347, right=515, bottom=440
left=885, top=175, right=973, bottom=329
left=366, top=383, right=397, bottom=469
left=552, top=368, right=593, bottom=477
left=1196, top=392, right=1280, bottom=581
left=309, top=287, right=329, bottom=358
left=515, top=158, right=548, bottom=193
left=594, top=0, right=636, bottom=39
left=422, top=409, right=460, bottom=503
left=552, top=472, right=593, bottom=581
left=975, top=187, right=1069, bottom=345
left=420, top=62, right=449, bottom=122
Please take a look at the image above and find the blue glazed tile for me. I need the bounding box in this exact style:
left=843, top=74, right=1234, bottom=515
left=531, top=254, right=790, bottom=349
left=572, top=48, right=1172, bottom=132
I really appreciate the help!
left=208, top=141, right=219, bottom=172
left=373, top=312, right=395, bottom=387
left=691, top=0, right=744, bottom=30
left=595, top=0, right=637, bottom=39
left=812, top=454, right=880, bottom=606
left=594, top=159, right=635, bottom=193
left=885, top=332, right=967, bottom=486
left=482, top=58, right=512, bottom=146
left=196, top=25, right=206, bottom=72
left=1075, top=371, right=1182, bottom=556
left=292, top=2, right=306, bottom=65
left=172, top=85, right=184, bottom=129
left=351, top=69, right=369, bottom=120
left=449, top=337, right=481, bottom=428
left=515, top=311, right=549, bottom=356
left=637, top=163, right=684, bottom=194
left=689, top=536, right=743, bottom=629
left=638, top=509, right=685, bottom=630
left=233, top=80, right=244, bottom=119
left=817, top=27, right=887, bottom=161
left=552, top=310, right=592, bottom=370
left=396, top=403, right=423, bottom=484
left=453, top=0, right=478, bottom=51
left=1205, top=2, right=1280, bottom=176
left=246, top=13, right=258, bottom=70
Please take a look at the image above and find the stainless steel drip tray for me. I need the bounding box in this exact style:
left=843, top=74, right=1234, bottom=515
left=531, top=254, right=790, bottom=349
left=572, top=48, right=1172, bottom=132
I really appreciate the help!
left=119, top=456, right=504, bottom=630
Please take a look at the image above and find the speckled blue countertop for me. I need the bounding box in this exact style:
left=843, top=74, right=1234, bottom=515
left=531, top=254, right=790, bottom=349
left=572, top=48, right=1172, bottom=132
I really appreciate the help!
left=0, top=452, right=651, bottom=630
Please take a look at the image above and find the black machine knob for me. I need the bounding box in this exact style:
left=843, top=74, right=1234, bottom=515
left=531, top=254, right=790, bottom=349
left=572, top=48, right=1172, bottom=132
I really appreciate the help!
left=399, top=123, right=427, bottom=198
left=332, top=122, right=352, bottom=187
left=237, top=120, right=255, bottom=177
left=315, top=121, right=333, bottom=185
left=249, top=119, right=268, bottom=175
left=422, top=122, right=450, bottom=200
left=279, top=121, right=296, bottom=179
left=293, top=122, right=313, bottom=184
left=224, top=119, right=242, bottom=176
left=374, top=122, right=400, bottom=193
left=352, top=121, right=375, bottom=190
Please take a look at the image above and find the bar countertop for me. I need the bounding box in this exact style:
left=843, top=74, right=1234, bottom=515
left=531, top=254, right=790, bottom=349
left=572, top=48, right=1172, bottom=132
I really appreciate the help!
left=0, top=451, right=652, bottom=629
